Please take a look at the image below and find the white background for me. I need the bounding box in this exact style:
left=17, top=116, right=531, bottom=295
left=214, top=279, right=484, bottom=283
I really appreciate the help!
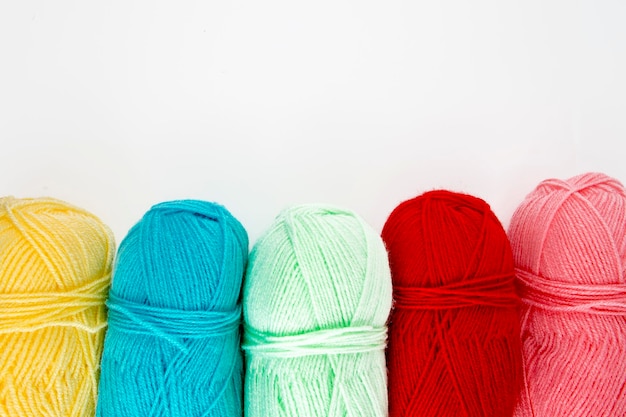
left=1, top=0, right=625, bottom=245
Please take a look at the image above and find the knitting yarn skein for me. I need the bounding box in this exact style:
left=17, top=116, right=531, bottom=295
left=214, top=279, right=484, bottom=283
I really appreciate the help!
left=0, top=197, right=115, bottom=417
left=97, top=200, right=248, bottom=417
left=382, top=190, right=523, bottom=417
left=509, top=173, right=626, bottom=416
left=243, top=205, right=392, bottom=417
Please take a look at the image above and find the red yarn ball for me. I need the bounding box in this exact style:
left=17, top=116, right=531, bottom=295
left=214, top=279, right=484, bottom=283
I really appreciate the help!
left=382, top=190, right=523, bottom=417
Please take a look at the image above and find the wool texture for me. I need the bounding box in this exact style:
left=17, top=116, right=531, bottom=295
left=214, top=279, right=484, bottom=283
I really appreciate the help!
left=243, top=205, right=392, bottom=417
left=382, top=190, right=523, bottom=417
left=0, top=197, right=115, bottom=417
left=96, top=200, right=248, bottom=417
left=508, top=172, right=626, bottom=416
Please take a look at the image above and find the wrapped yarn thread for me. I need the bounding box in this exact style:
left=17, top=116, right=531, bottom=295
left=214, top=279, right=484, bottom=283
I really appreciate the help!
left=0, top=197, right=115, bottom=417
left=243, top=205, right=392, bottom=417
left=382, top=190, right=523, bottom=417
left=97, top=200, right=248, bottom=417
left=508, top=173, right=626, bottom=416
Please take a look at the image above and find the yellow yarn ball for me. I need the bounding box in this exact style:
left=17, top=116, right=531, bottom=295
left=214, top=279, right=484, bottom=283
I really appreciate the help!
left=0, top=197, right=115, bottom=417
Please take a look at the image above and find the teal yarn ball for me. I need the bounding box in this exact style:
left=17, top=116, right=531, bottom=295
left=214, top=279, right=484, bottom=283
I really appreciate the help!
left=97, top=200, right=248, bottom=417
left=242, top=205, right=393, bottom=417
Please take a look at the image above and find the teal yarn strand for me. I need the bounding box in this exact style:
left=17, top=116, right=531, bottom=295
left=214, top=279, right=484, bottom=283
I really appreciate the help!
left=243, top=205, right=393, bottom=417
left=97, top=200, right=248, bottom=417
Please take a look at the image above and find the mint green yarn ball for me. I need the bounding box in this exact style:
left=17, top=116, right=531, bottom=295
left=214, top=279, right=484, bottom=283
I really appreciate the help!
left=243, top=205, right=393, bottom=417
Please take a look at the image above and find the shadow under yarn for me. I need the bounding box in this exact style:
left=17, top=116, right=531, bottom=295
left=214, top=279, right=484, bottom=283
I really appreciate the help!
left=97, top=200, right=248, bottom=417
left=243, top=205, right=392, bottom=417
left=0, top=197, right=115, bottom=417
left=509, top=173, right=626, bottom=417
left=382, top=190, right=523, bottom=417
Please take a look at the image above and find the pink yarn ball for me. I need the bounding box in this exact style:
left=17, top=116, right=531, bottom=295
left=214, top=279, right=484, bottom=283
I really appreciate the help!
left=508, top=172, right=626, bottom=416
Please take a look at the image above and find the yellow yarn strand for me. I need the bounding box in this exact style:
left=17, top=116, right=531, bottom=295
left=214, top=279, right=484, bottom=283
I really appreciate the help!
left=0, top=197, right=115, bottom=417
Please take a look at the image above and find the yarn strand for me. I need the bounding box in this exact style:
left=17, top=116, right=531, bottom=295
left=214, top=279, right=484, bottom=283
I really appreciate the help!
left=243, top=325, right=387, bottom=357
left=394, top=272, right=518, bottom=310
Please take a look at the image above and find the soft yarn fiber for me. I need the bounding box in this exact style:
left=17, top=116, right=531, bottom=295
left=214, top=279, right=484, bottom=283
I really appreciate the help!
left=509, top=172, right=626, bottom=416
left=97, top=200, right=248, bottom=417
left=0, top=197, right=115, bottom=417
left=243, top=205, right=392, bottom=417
left=382, top=190, right=523, bottom=417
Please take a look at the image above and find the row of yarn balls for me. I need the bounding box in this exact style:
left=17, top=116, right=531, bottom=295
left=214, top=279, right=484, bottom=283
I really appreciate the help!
left=0, top=172, right=624, bottom=417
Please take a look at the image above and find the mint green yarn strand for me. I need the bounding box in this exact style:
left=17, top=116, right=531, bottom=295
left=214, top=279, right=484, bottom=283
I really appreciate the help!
left=243, top=205, right=392, bottom=417
left=243, top=325, right=387, bottom=357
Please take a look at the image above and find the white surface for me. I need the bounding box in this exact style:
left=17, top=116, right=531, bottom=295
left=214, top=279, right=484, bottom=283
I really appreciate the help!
left=1, top=0, right=625, bottom=245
